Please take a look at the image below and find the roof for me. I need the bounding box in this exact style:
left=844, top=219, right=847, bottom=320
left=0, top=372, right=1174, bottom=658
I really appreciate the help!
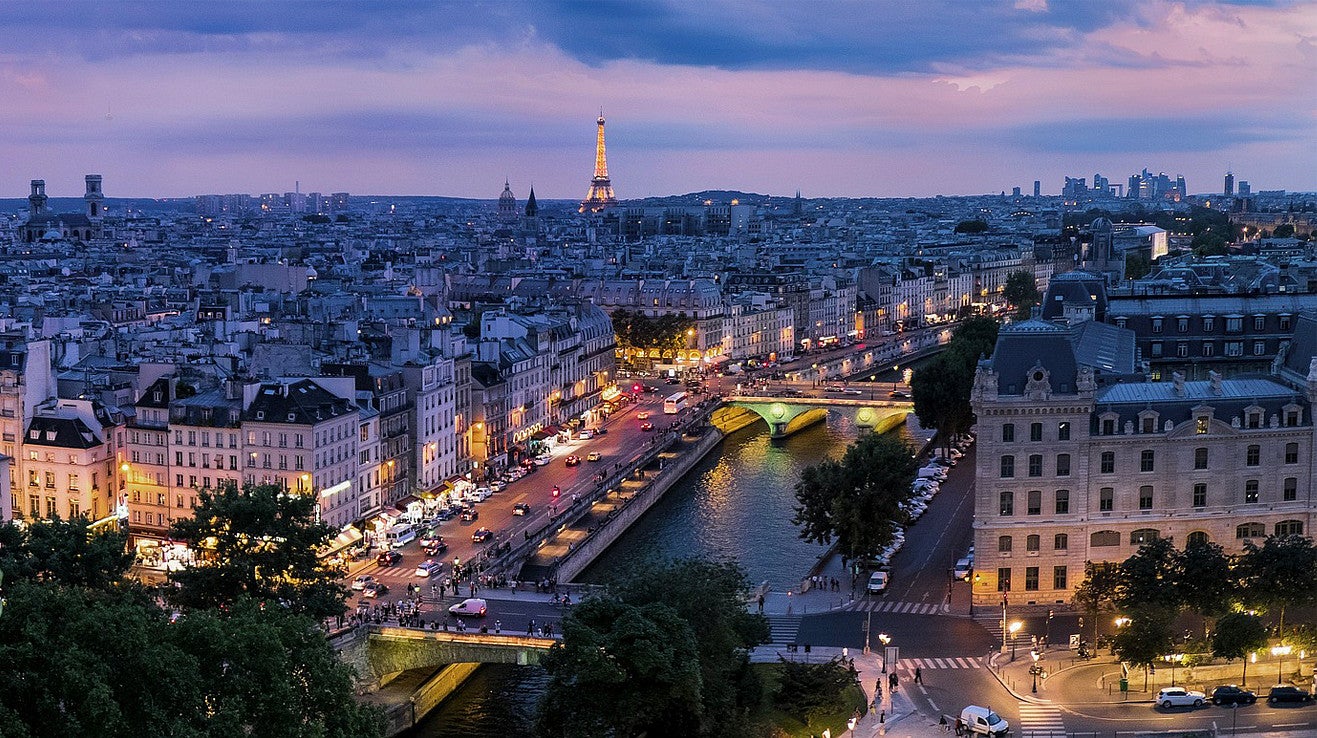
left=1097, top=377, right=1295, bottom=404
left=989, top=315, right=1136, bottom=395
left=244, top=379, right=355, bottom=425
left=25, top=415, right=102, bottom=449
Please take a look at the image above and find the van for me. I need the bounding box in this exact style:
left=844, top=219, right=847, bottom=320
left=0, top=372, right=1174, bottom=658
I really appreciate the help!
left=385, top=523, right=416, bottom=548
left=956, top=706, right=1008, bottom=736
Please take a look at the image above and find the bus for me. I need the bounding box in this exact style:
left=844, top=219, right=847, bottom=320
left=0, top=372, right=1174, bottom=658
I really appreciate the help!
left=663, top=391, right=688, bottom=414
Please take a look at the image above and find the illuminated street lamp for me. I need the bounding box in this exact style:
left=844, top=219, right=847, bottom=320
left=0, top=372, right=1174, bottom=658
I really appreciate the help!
left=878, top=633, right=892, bottom=672
left=1031, top=650, right=1040, bottom=693
left=1009, top=621, right=1022, bottom=662
left=1273, top=644, right=1293, bottom=682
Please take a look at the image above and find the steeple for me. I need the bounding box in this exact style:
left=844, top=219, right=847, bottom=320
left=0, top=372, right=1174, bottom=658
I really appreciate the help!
left=28, top=180, right=47, bottom=216
left=580, top=112, right=618, bottom=213
left=525, top=186, right=538, bottom=218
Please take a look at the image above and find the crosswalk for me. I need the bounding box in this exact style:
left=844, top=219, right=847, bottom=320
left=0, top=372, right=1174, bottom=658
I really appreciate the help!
left=898, top=656, right=982, bottom=670
left=848, top=599, right=943, bottom=615
left=1016, top=702, right=1066, bottom=736
left=765, top=614, right=802, bottom=644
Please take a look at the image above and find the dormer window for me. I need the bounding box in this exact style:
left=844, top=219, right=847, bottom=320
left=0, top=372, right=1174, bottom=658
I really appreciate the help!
left=153, top=391, right=163, bottom=403
left=255, top=411, right=265, bottom=420
left=1138, top=410, right=1159, bottom=434
left=1196, top=416, right=1210, bottom=434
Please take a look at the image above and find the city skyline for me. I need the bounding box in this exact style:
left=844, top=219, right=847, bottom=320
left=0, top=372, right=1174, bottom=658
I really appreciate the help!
left=2, top=1, right=1314, bottom=199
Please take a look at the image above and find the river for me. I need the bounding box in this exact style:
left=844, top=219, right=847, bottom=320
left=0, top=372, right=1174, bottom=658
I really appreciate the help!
left=407, top=410, right=912, bottom=737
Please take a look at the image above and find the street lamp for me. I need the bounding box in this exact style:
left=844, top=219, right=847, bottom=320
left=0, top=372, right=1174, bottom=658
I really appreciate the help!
left=1272, top=644, right=1293, bottom=683
left=1031, top=650, right=1039, bottom=693
left=1009, top=621, right=1022, bottom=662
left=1114, top=616, right=1130, bottom=656
left=878, top=633, right=891, bottom=672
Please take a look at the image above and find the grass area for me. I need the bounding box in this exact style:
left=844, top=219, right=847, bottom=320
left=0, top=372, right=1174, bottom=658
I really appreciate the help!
left=747, top=662, right=868, bottom=738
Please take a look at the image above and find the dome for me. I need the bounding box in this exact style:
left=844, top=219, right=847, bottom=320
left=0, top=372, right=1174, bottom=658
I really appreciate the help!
left=41, top=228, right=64, bottom=241
left=499, top=180, right=515, bottom=205
left=1091, top=217, right=1113, bottom=232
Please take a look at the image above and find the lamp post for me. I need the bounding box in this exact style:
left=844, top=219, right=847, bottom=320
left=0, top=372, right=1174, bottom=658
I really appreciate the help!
left=1009, top=621, right=1022, bottom=662
left=1031, top=650, right=1039, bottom=693
left=1114, top=616, right=1130, bottom=656
left=879, top=633, right=891, bottom=672
left=1273, top=644, right=1293, bottom=683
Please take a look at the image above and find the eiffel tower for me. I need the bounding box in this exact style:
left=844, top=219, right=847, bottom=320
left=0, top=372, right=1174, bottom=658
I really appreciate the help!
left=580, top=112, right=618, bottom=213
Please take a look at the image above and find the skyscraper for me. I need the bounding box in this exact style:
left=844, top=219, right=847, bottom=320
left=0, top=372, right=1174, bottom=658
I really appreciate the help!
left=1033, top=180, right=1041, bottom=197
left=1224, top=171, right=1235, bottom=196
left=580, top=113, right=618, bottom=213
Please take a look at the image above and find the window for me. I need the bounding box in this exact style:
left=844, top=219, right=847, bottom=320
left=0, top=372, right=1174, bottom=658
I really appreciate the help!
left=1286, top=443, right=1299, bottom=464
left=1187, top=531, right=1209, bottom=547
left=1052, top=566, right=1069, bottom=590
left=1139, top=485, right=1154, bottom=510
left=1054, top=533, right=1069, bottom=550
left=1002, top=423, right=1015, bottom=442
left=1028, top=454, right=1043, bottom=477
left=1196, top=416, right=1209, bottom=434
left=1140, top=449, right=1155, bottom=472
left=1276, top=520, right=1304, bottom=537
left=1056, top=454, right=1070, bottom=476
left=1193, top=483, right=1207, bottom=508
left=1280, top=315, right=1293, bottom=331
left=1254, top=341, right=1267, bottom=356
left=1247, top=411, right=1262, bottom=429
left=1026, top=534, right=1040, bottom=552
left=1177, top=317, right=1189, bottom=332
left=1141, top=416, right=1156, bottom=433
left=1151, top=317, right=1163, bottom=333
left=1030, top=423, right=1043, bottom=442
left=1194, top=447, right=1208, bottom=469
left=1027, top=490, right=1042, bottom=516
left=1131, top=528, right=1159, bottom=546
left=1225, top=341, right=1243, bottom=357
left=1055, top=489, right=1070, bottom=514
left=1226, top=317, right=1243, bottom=333
left=1203, top=316, right=1215, bottom=331
left=1236, top=522, right=1265, bottom=539
left=1025, top=567, right=1039, bottom=591
left=1000, top=455, right=1015, bottom=478
left=1091, top=530, right=1120, bottom=547
left=1246, top=445, right=1260, bottom=466
left=997, top=568, right=1012, bottom=592
left=1254, top=315, right=1266, bottom=331
left=999, top=490, right=1014, bottom=516
left=1099, top=487, right=1114, bottom=512
left=1244, top=480, right=1259, bottom=503
left=1102, top=418, right=1115, bottom=435
left=1202, top=342, right=1215, bottom=357
left=1177, top=342, right=1189, bottom=358
left=1100, top=451, right=1115, bottom=474
left=1151, top=342, right=1163, bottom=357
left=1284, top=477, right=1297, bottom=501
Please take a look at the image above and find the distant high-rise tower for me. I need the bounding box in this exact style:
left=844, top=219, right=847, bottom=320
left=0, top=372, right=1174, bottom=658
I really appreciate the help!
left=1224, top=171, right=1235, bottom=196
left=580, top=113, right=618, bottom=213
left=1238, top=180, right=1251, bottom=197
left=498, top=179, right=517, bottom=223
left=1033, top=180, right=1041, bottom=197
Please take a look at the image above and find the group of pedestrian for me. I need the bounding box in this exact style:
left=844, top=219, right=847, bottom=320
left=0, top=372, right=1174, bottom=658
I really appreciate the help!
left=808, top=575, right=841, bottom=592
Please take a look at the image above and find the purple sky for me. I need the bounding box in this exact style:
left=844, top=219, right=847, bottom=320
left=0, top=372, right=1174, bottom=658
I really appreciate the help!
left=2, top=1, right=1313, bottom=200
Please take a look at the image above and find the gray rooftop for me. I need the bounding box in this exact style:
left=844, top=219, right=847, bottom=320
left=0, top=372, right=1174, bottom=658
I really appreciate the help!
left=1096, top=377, right=1296, bottom=404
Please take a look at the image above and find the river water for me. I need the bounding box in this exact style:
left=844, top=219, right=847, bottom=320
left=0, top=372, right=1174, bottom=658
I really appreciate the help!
left=408, top=411, right=910, bottom=737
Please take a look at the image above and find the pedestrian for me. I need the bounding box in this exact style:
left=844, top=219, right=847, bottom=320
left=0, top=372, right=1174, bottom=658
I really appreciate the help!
left=757, top=593, right=765, bottom=613
left=527, top=619, right=535, bottom=636
left=940, top=714, right=950, bottom=732
left=495, top=619, right=501, bottom=633
left=915, top=666, right=922, bottom=685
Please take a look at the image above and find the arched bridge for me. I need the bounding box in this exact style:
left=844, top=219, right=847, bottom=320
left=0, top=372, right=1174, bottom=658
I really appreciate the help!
left=337, top=625, right=556, bottom=689
left=712, top=395, right=914, bottom=439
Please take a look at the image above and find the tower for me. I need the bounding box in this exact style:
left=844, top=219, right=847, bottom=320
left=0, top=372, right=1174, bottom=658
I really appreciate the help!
left=84, top=174, right=104, bottom=220
left=524, top=186, right=538, bottom=218
left=580, top=113, right=618, bottom=213
left=497, top=179, right=517, bottom=223
left=28, top=180, right=47, bottom=217
left=1224, top=171, right=1235, bottom=196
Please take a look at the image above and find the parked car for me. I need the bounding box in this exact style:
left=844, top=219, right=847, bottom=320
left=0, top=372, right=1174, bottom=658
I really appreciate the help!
left=1267, top=685, right=1313, bottom=704
left=414, top=560, right=442, bottom=578
left=565, top=455, right=581, bottom=466
left=534, top=455, right=552, bottom=466
left=471, top=527, right=493, bottom=543
left=1211, top=685, right=1256, bottom=706
left=953, top=558, right=973, bottom=581
left=587, top=451, right=602, bottom=462
left=448, top=598, right=487, bottom=617
left=578, top=429, right=593, bottom=440
left=889, top=390, right=910, bottom=399
left=1156, top=687, right=1206, bottom=709
left=434, top=507, right=456, bottom=521
left=351, top=575, right=376, bottom=591
left=375, top=550, right=402, bottom=567
left=867, top=571, right=889, bottom=594
left=512, top=503, right=531, bottom=516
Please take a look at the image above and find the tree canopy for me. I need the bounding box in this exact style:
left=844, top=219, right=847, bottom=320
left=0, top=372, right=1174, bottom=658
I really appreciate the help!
left=953, top=219, right=989, bottom=234
left=611, top=309, right=696, bottom=359
left=911, top=316, right=998, bottom=450
left=0, top=516, right=134, bottom=590
left=1001, top=270, right=1041, bottom=320
left=167, top=483, right=347, bottom=619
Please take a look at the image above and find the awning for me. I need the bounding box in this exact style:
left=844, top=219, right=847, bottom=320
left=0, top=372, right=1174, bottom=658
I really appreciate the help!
left=530, top=426, right=558, bottom=441
left=319, top=527, right=364, bottom=558
left=394, top=494, right=424, bottom=512
left=423, top=481, right=453, bottom=498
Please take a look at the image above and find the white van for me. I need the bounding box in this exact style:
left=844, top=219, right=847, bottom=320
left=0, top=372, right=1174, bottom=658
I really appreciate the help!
left=385, top=523, right=416, bottom=548
left=956, top=706, right=1008, bottom=736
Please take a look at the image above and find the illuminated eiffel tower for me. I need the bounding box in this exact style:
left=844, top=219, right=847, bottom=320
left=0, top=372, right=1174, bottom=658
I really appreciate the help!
left=580, top=112, right=618, bottom=213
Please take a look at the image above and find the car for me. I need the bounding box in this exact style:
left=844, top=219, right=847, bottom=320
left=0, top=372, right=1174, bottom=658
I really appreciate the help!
left=867, top=571, right=889, bottom=594
left=351, top=574, right=376, bottom=591
left=488, top=480, right=505, bottom=492
left=423, top=541, right=448, bottom=557
left=587, top=451, right=602, bottom=462
left=513, top=502, right=531, bottom=516
left=375, top=550, right=402, bottom=567
left=471, top=527, right=493, bottom=543
left=889, top=390, right=911, bottom=399
left=953, top=558, right=973, bottom=581
left=419, top=530, right=442, bottom=547
left=565, top=455, right=581, bottom=467
left=448, top=598, right=487, bottom=617
left=472, top=487, right=493, bottom=501
left=637, top=411, right=650, bottom=420
left=1211, top=685, right=1256, bottom=706
left=414, top=560, right=442, bottom=577
left=361, top=582, right=389, bottom=598
left=641, top=422, right=654, bottom=432
left=434, top=507, right=456, bottom=521
left=842, top=388, right=863, bottom=395
left=578, top=429, right=593, bottom=440
left=957, top=705, right=1009, bottom=736
left=1267, top=685, right=1313, bottom=704
left=534, top=455, right=552, bottom=466
left=1157, top=687, right=1206, bottom=709
left=645, top=385, right=659, bottom=393
left=460, top=509, right=479, bottom=522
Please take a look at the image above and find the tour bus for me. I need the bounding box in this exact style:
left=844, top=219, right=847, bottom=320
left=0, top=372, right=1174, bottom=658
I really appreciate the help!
left=385, top=523, right=417, bottom=548
left=663, top=391, right=688, bottom=414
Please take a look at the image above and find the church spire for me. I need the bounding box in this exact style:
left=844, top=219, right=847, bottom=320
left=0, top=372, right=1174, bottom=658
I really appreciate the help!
left=525, top=186, right=538, bottom=218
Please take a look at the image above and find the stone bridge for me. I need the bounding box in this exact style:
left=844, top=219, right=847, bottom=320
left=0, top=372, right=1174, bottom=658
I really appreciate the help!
left=712, top=395, right=913, bottom=439
left=337, top=625, right=556, bottom=690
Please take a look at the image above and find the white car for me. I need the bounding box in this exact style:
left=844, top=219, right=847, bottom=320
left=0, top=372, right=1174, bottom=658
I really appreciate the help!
left=448, top=598, right=488, bottom=617
left=351, top=574, right=375, bottom=591
left=1156, top=687, right=1206, bottom=709
left=953, top=558, right=973, bottom=581
left=867, top=571, right=889, bottom=594
left=414, top=560, right=442, bottom=578
left=534, top=455, right=552, bottom=466
left=578, top=429, right=593, bottom=440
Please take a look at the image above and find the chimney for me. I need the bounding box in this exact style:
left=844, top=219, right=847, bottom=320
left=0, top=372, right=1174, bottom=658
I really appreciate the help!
left=1209, top=370, right=1224, bottom=395
left=1172, top=371, right=1185, bottom=396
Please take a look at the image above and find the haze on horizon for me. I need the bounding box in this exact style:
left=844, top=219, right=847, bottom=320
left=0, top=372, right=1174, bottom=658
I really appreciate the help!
left=2, top=1, right=1314, bottom=201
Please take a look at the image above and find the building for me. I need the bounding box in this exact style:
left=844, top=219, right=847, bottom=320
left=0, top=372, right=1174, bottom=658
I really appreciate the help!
left=21, top=398, right=119, bottom=523
left=18, top=176, right=106, bottom=244
left=581, top=114, right=618, bottom=213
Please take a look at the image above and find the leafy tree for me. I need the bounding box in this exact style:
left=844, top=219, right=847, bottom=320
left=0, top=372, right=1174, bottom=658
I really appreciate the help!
left=1125, top=253, right=1152, bottom=280
left=1176, top=538, right=1235, bottom=619
left=1112, top=614, right=1173, bottom=684
left=910, top=353, right=974, bottom=451
left=1073, top=561, right=1120, bottom=643
left=1237, top=534, right=1317, bottom=636
left=1113, top=538, right=1181, bottom=615
left=946, top=316, right=1000, bottom=363
left=0, top=516, right=133, bottom=590
left=953, top=219, right=989, bottom=234
left=774, top=656, right=861, bottom=728
left=1212, top=611, right=1269, bottom=687
left=538, top=596, right=704, bottom=737
left=1274, top=223, right=1296, bottom=238
left=1002, top=270, right=1041, bottom=320
left=167, top=483, right=346, bottom=619
left=792, top=433, right=918, bottom=562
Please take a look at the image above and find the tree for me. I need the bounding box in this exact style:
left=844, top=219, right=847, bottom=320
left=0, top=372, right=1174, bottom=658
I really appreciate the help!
left=912, top=316, right=998, bottom=453
left=1175, top=538, right=1235, bottom=620
left=1072, top=561, right=1120, bottom=643
left=1237, top=534, right=1317, bottom=636
left=1113, top=614, right=1174, bottom=690
left=0, top=516, right=134, bottom=590
left=792, top=433, right=918, bottom=562
left=1125, top=253, right=1152, bottom=280
left=953, top=219, right=989, bottom=234
left=1113, top=538, right=1181, bottom=615
left=1002, top=270, right=1041, bottom=320
left=1274, top=223, right=1296, bottom=238
left=168, top=483, right=347, bottom=619
left=774, top=656, right=861, bottom=728
left=538, top=597, right=704, bottom=736
left=1212, top=611, right=1269, bottom=687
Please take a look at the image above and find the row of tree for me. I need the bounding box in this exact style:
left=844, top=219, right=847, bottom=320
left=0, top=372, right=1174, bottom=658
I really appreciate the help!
left=0, top=485, right=383, bottom=738
left=1074, top=534, right=1317, bottom=683
left=611, top=309, right=697, bottom=357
